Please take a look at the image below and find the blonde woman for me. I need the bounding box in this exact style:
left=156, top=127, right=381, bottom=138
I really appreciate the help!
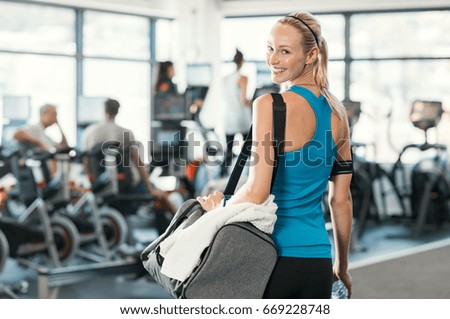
left=200, top=12, right=353, bottom=299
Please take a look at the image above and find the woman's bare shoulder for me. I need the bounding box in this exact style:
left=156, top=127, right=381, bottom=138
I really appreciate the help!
left=253, top=93, right=275, bottom=110
left=252, top=94, right=274, bottom=126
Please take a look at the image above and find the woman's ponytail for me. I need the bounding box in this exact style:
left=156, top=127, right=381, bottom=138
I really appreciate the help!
left=314, top=38, right=346, bottom=120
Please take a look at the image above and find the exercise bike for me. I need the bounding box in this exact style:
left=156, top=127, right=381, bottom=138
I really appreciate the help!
left=0, top=230, right=28, bottom=299
left=0, top=148, right=80, bottom=267
left=33, top=147, right=129, bottom=262
left=389, top=100, right=450, bottom=236
left=343, top=99, right=409, bottom=239
left=85, top=141, right=173, bottom=248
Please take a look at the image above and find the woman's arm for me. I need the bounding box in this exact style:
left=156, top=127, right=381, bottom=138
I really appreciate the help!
left=225, top=94, right=275, bottom=206
left=328, top=115, right=353, bottom=297
left=238, top=75, right=252, bottom=107
left=13, top=129, right=47, bottom=150
left=328, top=174, right=353, bottom=297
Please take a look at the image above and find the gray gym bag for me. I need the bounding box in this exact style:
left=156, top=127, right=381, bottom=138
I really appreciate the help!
left=140, top=93, right=286, bottom=299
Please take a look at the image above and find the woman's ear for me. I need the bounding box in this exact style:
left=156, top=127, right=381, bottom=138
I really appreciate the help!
left=306, top=47, right=319, bottom=65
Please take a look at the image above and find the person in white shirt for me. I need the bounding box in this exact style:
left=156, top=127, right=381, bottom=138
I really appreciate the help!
left=81, top=98, right=177, bottom=215
left=14, top=103, right=69, bottom=175
left=221, top=49, right=252, bottom=177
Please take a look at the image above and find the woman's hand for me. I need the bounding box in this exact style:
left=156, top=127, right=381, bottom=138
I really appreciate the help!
left=197, top=191, right=224, bottom=212
left=333, top=267, right=352, bottom=298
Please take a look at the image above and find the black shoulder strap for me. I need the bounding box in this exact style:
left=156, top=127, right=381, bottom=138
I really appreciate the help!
left=223, top=93, right=286, bottom=200
left=270, top=93, right=286, bottom=191
left=223, top=128, right=253, bottom=197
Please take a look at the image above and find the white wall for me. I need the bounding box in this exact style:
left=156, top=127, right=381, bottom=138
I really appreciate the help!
left=220, top=0, right=450, bottom=16
left=176, top=0, right=222, bottom=64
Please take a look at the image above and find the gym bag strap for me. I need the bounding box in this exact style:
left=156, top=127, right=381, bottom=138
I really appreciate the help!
left=223, top=92, right=286, bottom=202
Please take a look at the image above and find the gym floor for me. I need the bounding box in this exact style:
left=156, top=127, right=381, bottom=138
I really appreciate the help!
left=2, top=217, right=450, bottom=299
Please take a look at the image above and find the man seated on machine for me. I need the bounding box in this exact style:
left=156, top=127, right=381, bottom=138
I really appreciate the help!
left=81, top=98, right=177, bottom=215
left=13, top=103, right=69, bottom=175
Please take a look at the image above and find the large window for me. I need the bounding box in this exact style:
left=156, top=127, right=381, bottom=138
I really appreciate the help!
left=82, top=10, right=151, bottom=154
left=221, top=17, right=279, bottom=62
left=0, top=53, right=76, bottom=144
left=221, top=11, right=450, bottom=163
left=0, top=3, right=76, bottom=144
left=349, top=11, right=450, bottom=162
left=0, top=2, right=75, bottom=55
left=351, top=11, right=450, bottom=58
left=0, top=1, right=157, bottom=150
left=84, top=11, right=150, bottom=60
left=83, top=59, right=151, bottom=147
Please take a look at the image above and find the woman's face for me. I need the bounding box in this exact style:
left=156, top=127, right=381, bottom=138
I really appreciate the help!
left=167, top=65, right=175, bottom=79
left=266, top=23, right=307, bottom=85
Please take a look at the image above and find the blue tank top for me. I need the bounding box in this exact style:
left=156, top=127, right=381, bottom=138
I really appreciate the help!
left=271, top=85, right=337, bottom=259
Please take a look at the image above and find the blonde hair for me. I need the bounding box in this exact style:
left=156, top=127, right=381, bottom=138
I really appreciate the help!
left=279, top=12, right=346, bottom=119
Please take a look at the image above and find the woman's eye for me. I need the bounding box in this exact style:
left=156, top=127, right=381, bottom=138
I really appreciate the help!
left=267, top=46, right=274, bottom=51
left=282, top=50, right=290, bottom=54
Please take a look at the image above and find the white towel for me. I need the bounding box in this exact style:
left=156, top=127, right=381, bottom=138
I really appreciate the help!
left=159, top=195, right=277, bottom=282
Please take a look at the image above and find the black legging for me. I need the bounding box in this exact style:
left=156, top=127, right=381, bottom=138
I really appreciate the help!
left=263, top=257, right=333, bottom=299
